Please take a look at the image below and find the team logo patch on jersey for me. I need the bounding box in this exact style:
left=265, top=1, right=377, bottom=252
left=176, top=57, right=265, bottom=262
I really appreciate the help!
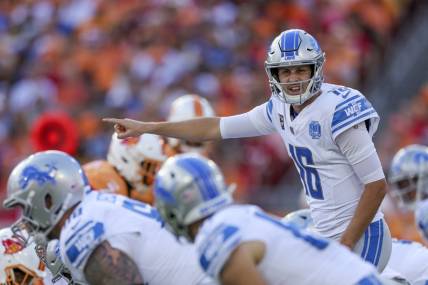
left=309, top=121, right=321, bottom=139
left=278, top=114, right=285, bottom=130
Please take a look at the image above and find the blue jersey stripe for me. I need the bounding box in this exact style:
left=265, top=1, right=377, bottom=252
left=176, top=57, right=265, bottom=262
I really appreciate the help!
left=374, top=221, right=384, bottom=266
left=266, top=99, right=273, bottom=122
left=363, top=221, right=381, bottom=264
left=332, top=110, right=377, bottom=134
left=177, top=157, right=219, bottom=201
left=334, top=95, right=360, bottom=110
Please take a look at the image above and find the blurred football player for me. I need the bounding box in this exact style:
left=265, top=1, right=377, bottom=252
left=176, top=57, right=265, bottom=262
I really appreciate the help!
left=163, top=94, right=215, bottom=157
left=0, top=227, right=46, bottom=285
left=105, top=28, right=391, bottom=270
left=388, top=144, right=428, bottom=211
left=385, top=144, right=428, bottom=284
left=284, top=209, right=428, bottom=285
left=3, top=151, right=213, bottom=285
left=388, top=144, right=428, bottom=241
left=83, top=133, right=166, bottom=204
left=153, top=153, right=398, bottom=285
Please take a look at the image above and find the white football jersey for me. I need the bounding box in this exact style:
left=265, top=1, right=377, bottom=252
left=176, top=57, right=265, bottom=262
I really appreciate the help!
left=252, top=83, right=383, bottom=238
left=195, top=204, right=381, bottom=285
left=383, top=239, right=428, bottom=284
left=59, top=191, right=212, bottom=284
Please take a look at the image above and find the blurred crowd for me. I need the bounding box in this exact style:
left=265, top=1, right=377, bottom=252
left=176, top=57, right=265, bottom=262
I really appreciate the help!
left=0, top=0, right=421, bottom=224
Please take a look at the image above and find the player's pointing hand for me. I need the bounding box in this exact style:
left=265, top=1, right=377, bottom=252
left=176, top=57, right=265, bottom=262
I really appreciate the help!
left=103, top=118, right=146, bottom=139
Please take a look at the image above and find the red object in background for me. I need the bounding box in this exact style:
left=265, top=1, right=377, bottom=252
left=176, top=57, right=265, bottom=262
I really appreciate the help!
left=30, top=112, right=79, bottom=155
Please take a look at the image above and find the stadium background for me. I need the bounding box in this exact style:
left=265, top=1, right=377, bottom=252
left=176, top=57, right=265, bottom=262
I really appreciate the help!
left=0, top=0, right=427, bottom=243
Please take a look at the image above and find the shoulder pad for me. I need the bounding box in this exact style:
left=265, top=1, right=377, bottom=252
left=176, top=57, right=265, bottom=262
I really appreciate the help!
left=330, top=89, right=378, bottom=139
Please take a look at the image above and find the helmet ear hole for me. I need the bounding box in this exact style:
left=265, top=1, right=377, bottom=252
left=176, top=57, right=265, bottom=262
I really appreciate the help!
left=271, top=68, right=279, bottom=80
left=45, top=194, right=53, bottom=210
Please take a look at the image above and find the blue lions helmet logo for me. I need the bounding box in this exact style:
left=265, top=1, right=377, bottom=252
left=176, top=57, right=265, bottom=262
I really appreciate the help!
left=19, top=164, right=57, bottom=189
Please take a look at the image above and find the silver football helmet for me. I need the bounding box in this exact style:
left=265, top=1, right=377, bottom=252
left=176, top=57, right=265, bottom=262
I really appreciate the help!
left=265, top=29, right=325, bottom=105
left=282, top=209, right=314, bottom=230
left=3, top=150, right=90, bottom=243
left=154, top=153, right=234, bottom=241
left=388, top=144, right=428, bottom=210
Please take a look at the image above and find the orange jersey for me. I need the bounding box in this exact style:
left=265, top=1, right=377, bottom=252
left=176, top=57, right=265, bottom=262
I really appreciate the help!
left=83, top=160, right=155, bottom=204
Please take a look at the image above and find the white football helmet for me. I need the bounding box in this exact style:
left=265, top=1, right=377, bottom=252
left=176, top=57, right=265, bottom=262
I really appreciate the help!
left=3, top=151, right=89, bottom=244
left=107, top=133, right=166, bottom=193
left=388, top=144, right=428, bottom=210
left=154, top=153, right=234, bottom=241
left=166, top=94, right=215, bottom=155
left=265, top=29, right=325, bottom=105
left=0, top=227, right=46, bottom=285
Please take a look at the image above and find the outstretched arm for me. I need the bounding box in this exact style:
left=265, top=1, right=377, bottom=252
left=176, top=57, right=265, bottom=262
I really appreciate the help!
left=103, top=102, right=276, bottom=141
left=103, top=117, right=221, bottom=141
left=84, top=240, right=144, bottom=285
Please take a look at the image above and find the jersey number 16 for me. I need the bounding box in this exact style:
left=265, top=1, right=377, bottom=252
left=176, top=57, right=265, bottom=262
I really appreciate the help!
left=289, top=144, right=324, bottom=200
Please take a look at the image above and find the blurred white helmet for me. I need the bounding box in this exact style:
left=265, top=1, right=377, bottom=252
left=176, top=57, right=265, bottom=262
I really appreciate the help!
left=107, top=133, right=166, bottom=193
left=166, top=95, right=215, bottom=155
left=282, top=209, right=314, bottom=230
left=0, top=227, right=46, bottom=285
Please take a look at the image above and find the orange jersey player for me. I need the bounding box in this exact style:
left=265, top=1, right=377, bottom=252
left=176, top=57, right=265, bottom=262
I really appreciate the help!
left=83, top=133, right=166, bottom=204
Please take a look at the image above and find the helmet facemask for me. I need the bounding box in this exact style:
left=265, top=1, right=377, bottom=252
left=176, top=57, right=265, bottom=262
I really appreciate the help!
left=4, top=264, right=43, bottom=285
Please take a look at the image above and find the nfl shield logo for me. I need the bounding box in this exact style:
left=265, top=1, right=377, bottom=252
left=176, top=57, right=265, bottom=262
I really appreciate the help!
left=309, top=121, right=321, bottom=139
